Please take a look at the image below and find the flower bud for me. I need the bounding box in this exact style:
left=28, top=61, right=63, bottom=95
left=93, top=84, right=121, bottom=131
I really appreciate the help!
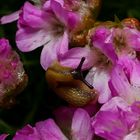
left=0, top=38, right=28, bottom=108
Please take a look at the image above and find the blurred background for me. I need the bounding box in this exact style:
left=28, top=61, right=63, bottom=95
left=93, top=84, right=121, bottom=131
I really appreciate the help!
left=0, top=0, right=140, bottom=139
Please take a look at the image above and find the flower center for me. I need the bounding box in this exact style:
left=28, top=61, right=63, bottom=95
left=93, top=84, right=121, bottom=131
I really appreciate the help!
left=113, top=30, right=127, bottom=51
left=52, top=21, right=65, bottom=36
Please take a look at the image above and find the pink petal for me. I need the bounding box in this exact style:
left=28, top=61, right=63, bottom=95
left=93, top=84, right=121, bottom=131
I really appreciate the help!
left=110, top=64, right=140, bottom=104
left=91, top=27, right=118, bottom=63
left=124, top=130, right=140, bottom=140
left=16, top=28, right=51, bottom=52
left=118, top=56, right=140, bottom=82
left=51, top=0, right=79, bottom=29
left=0, top=134, right=8, bottom=140
left=92, top=110, right=128, bottom=140
left=125, top=28, right=140, bottom=51
left=54, top=106, right=75, bottom=133
left=59, top=47, right=96, bottom=70
left=43, top=0, right=51, bottom=10
left=131, top=101, right=140, bottom=114
left=13, top=125, right=40, bottom=140
left=128, top=60, right=140, bottom=87
left=92, top=97, right=131, bottom=140
left=20, top=2, right=49, bottom=28
left=36, top=119, right=68, bottom=140
left=71, top=108, right=93, bottom=140
left=51, top=0, right=68, bottom=26
left=57, top=31, right=69, bottom=56
left=0, top=10, right=21, bottom=24
left=86, top=67, right=112, bottom=103
left=0, top=38, right=11, bottom=57
left=40, top=39, right=58, bottom=70
left=40, top=31, right=68, bottom=70
left=43, top=0, right=64, bottom=10
left=92, top=97, right=140, bottom=140
left=100, top=97, right=129, bottom=112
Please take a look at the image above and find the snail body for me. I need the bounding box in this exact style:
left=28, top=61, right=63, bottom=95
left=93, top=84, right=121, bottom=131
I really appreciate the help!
left=46, top=58, right=97, bottom=106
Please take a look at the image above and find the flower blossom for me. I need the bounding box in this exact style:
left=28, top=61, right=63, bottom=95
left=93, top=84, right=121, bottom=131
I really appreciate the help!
left=16, top=0, right=81, bottom=70
left=1, top=0, right=100, bottom=70
left=92, top=97, right=140, bottom=140
left=0, top=134, right=8, bottom=140
left=86, top=18, right=140, bottom=103
left=109, top=56, right=140, bottom=104
left=0, top=38, right=28, bottom=108
left=13, top=108, right=94, bottom=140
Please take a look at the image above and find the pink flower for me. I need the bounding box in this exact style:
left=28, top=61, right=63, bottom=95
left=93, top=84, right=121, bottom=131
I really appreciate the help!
left=1, top=0, right=100, bottom=70
left=110, top=56, right=140, bottom=104
left=86, top=20, right=140, bottom=103
left=53, top=104, right=99, bottom=131
left=0, top=134, right=8, bottom=140
left=13, top=108, right=93, bottom=140
left=92, top=97, right=140, bottom=140
left=15, top=1, right=80, bottom=70
left=0, top=38, right=28, bottom=108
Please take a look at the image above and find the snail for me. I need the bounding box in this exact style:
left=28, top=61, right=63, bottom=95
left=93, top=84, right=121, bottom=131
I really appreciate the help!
left=46, top=57, right=98, bottom=107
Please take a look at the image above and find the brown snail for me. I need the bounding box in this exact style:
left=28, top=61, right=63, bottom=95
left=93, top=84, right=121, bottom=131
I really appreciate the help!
left=46, top=57, right=98, bottom=107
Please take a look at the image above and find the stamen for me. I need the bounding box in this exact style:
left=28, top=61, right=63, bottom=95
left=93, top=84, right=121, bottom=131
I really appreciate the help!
left=71, top=57, right=93, bottom=89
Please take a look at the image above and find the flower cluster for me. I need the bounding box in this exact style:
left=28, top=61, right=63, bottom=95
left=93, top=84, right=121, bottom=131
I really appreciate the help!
left=0, top=38, right=28, bottom=108
left=1, top=0, right=140, bottom=140
left=1, top=0, right=98, bottom=70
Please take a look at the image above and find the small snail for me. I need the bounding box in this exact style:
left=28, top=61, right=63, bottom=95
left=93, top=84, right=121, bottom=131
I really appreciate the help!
left=46, top=57, right=98, bottom=107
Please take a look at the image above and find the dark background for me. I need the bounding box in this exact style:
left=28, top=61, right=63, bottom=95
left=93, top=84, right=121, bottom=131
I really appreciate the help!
left=0, top=0, right=140, bottom=139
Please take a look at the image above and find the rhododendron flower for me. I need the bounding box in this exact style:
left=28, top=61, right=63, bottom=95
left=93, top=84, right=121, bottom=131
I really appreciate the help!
left=0, top=38, right=28, bottom=108
left=86, top=19, right=140, bottom=103
left=92, top=97, right=140, bottom=140
left=13, top=108, right=94, bottom=140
